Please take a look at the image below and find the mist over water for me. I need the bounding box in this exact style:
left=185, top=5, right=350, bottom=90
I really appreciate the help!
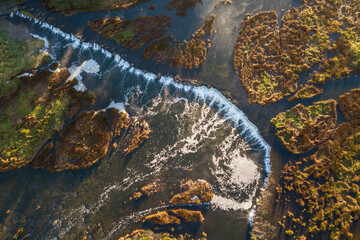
left=0, top=11, right=272, bottom=240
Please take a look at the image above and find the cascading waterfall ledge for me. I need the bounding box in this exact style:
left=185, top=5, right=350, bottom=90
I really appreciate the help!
left=9, top=11, right=272, bottom=223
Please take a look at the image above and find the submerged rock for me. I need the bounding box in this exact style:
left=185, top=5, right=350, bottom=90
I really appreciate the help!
left=144, top=211, right=181, bottom=225
left=130, top=179, right=161, bottom=200
left=144, top=209, right=203, bottom=225
left=166, top=0, right=202, bottom=17
left=142, top=34, right=174, bottom=64
left=287, top=85, right=323, bottom=102
left=169, top=179, right=213, bottom=205
left=271, top=100, right=337, bottom=154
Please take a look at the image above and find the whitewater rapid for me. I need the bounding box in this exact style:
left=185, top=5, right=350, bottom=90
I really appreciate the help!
left=9, top=11, right=272, bottom=234
left=11, top=11, right=270, bottom=177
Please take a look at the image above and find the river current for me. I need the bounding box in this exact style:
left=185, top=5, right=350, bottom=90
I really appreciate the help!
left=2, top=0, right=359, bottom=238
left=0, top=10, right=271, bottom=240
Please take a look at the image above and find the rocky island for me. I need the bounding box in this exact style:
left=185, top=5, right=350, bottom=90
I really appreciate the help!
left=89, top=14, right=216, bottom=70
left=271, top=100, right=337, bottom=154
left=274, top=100, right=360, bottom=239
left=0, top=21, right=151, bottom=173
left=233, top=0, right=359, bottom=105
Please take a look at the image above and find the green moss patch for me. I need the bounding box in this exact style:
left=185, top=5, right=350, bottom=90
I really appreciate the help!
left=271, top=100, right=337, bottom=154
left=89, top=14, right=215, bottom=70
left=288, top=85, right=323, bottom=102
left=0, top=26, right=49, bottom=99
left=0, top=69, right=73, bottom=171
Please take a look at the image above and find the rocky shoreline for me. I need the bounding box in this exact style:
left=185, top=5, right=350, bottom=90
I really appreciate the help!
left=0, top=19, right=152, bottom=173
left=88, top=14, right=216, bottom=70
left=233, top=0, right=359, bottom=105
left=231, top=0, right=360, bottom=239
left=252, top=88, right=360, bottom=240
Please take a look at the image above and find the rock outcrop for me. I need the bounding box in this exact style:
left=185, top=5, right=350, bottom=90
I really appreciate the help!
left=277, top=120, right=360, bottom=240
left=170, top=209, right=204, bottom=223
left=144, top=209, right=203, bottom=225
left=130, top=179, right=161, bottom=200
left=89, top=14, right=216, bottom=70
left=287, top=85, right=323, bottom=102
left=169, top=179, right=213, bottom=205
left=338, top=88, right=360, bottom=121
left=32, top=108, right=152, bottom=172
left=88, top=15, right=171, bottom=52
left=119, top=229, right=207, bottom=240
left=0, top=67, right=94, bottom=172
left=271, top=100, right=337, bottom=154
left=0, top=65, right=151, bottom=172
left=144, top=211, right=181, bottom=225
left=233, top=0, right=359, bottom=105
left=41, top=0, right=150, bottom=15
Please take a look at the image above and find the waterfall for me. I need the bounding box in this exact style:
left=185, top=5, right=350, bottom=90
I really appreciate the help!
left=9, top=12, right=272, bottom=227
left=11, top=10, right=271, bottom=183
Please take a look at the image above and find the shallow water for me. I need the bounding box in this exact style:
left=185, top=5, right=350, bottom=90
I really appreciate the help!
left=0, top=11, right=271, bottom=240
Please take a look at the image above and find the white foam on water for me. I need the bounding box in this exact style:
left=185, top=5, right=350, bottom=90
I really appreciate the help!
left=211, top=195, right=253, bottom=211
left=10, top=12, right=272, bottom=227
left=105, top=101, right=125, bottom=112
left=104, top=205, right=169, bottom=240
left=46, top=169, right=154, bottom=239
left=212, top=139, right=258, bottom=188
left=29, top=33, right=49, bottom=54
left=67, top=64, right=86, bottom=91
left=17, top=72, right=32, bottom=77
left=81, top=59, right=100, bottom=74
left=139, top=98, right=260, bottom=212
left=249, top=207, right=256, bottom=226
left=144, top=101, right=229, bottom=174
left=67, top=59, right=100, bottom=91
left=68, top=168, right=152, bottom=219
left=68, top=65, right=82, bottom=81
left=101, top=48, right=112, bottom=58
left=209, top=128, right=260, bottom=211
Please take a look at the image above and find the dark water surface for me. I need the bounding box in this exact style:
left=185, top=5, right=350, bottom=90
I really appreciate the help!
left=1, top=0, right=359, bottom=239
